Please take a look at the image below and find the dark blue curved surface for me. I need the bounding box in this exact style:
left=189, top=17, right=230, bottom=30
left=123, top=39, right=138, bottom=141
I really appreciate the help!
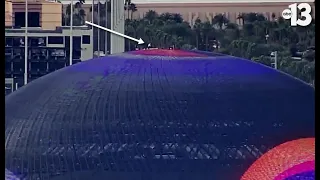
left=5, top=51, right=315, bottom=180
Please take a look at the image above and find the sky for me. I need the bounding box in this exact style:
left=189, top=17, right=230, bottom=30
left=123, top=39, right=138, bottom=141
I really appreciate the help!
left=57, top=0, right=314, bottom=4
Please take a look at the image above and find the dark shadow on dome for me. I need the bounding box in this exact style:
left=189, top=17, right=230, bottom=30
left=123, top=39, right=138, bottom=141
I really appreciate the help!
left=5, top=51, right=315, bottom=180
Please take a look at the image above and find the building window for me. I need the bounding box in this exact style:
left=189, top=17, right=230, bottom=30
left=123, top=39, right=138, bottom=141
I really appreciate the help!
left=29, top=37, right=46, bottom=47
left=65, top=36, right=70, bottom=47
left=14, top=12, right=40, bottom=27
left=28, top=12, right=40, bottom=27
left=5, top=37, right=13, bottom=46
left=15, top=12, right=25, bottom=27
left=13, top=37, right=24, bottom=47
left=48, top=36, right=64, bottom=44
left=82, top=35, right=90, bottom=44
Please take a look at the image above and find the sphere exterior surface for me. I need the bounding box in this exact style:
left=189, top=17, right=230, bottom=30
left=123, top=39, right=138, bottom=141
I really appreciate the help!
left=241, top=138, right=315, bottom=180
left=5, top=50, right=315, bottom=180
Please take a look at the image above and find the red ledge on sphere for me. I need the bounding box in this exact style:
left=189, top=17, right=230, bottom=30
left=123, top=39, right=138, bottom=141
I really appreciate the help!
left=130, top=49, right=208, bottom=57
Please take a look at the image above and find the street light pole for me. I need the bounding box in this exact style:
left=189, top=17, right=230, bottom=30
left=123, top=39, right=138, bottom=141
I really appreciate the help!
left=69, top=0, right=73, bottom=66
left=92, top=0, right=94, bottom=56
left=91, top=0, right=94, bottom=23
left=271, top=51, right=278, bottom=69
left=97, top=0, right=100, bottom=57
left=105, top=0, right=108, bottom=55
left=274, top=51, right=278, bottom=69
left=24, top=0, right=28, bottom=85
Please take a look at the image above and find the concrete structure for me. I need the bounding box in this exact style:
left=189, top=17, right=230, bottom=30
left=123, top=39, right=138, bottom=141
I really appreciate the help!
left=110, top=0, right=125, bottom=54
left=6, top=0, right=62, bottom=30
left=133, top=1, right=315, bottom=26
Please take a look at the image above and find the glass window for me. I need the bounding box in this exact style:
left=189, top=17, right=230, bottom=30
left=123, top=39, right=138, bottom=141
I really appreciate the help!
left=13, top=37, right=24, bottom=47
left=29, top=37, right=46, bottom=46
left=48, top=36, right=64, bottom=44
left=5, top=37, right=13, bottom=46
left=82, top=35, right=90, bottom=44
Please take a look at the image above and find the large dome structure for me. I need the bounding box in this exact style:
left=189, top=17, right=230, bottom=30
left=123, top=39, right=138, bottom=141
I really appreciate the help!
left=5, top=50, right=314, bottom=180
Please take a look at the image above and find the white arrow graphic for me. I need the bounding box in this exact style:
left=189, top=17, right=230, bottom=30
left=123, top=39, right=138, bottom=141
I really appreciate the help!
left=85, top=21, right=145, bottom=44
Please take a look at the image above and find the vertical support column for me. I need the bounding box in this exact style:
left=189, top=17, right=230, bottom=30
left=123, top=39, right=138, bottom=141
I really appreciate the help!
left=110, top=0, right=114, bottom=54
left=105, top=0, right=108, bottom=55
left=92, top=0, right=94, bottom=57
left=97, top=0, right=100, bottom=57
left=70, top=0, right=73, bottom=65
left=24, top=0, right=28, bottom=85
left=110, top=0, right=124, bottom=54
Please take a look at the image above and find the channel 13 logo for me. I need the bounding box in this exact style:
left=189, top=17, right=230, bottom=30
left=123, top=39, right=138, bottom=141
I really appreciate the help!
left=282, top=3, right=312, bottom=27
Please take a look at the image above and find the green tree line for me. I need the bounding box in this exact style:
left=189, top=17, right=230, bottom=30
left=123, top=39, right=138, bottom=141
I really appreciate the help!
left=125, top=10, right=314, bottom=85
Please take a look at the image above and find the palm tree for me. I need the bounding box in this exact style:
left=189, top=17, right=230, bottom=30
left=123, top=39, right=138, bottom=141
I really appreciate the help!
left=129, top=3, right=137, bottom=19
left=90, top=2, right=108, bottom=24
left=271, top=13, right=276, bottom=21
left=144, top=10, right=158, bottom=23
left=124, top=0, right=131, bottom=20
left=193, top=19, right=202, bottom=49
left=212, top=14, right=229, bottom=29
left=88, top=1, right=110, bottom=53
left=64, top=0, right=86, bottom=26
left=124, top=1, right=138, bottom=50
left=155, top=30, right=164, bottom=47
left=237, top=13, right=246, bottom=25
left=159, top=13, right=173, bottom=22
left=245, top=13, right=259, bottom=23
left=172, top=13, right=183, bottom=23
left=124, top=1, right=137, bottom=20
left=201, top=21, right=213, bottom=51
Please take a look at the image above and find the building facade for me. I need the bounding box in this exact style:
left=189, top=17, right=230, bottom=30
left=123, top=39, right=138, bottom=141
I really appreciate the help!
left=5, top=0, right=94, bottom=92
left=6, top=0, right=62, bottom=30
left=133, top=1, right=315, bottom=26
left=5, top=27, right=93, bottom=90
left=5, top=0, right=13, bottom=27
left=61, top=1, right=315, bottom=28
